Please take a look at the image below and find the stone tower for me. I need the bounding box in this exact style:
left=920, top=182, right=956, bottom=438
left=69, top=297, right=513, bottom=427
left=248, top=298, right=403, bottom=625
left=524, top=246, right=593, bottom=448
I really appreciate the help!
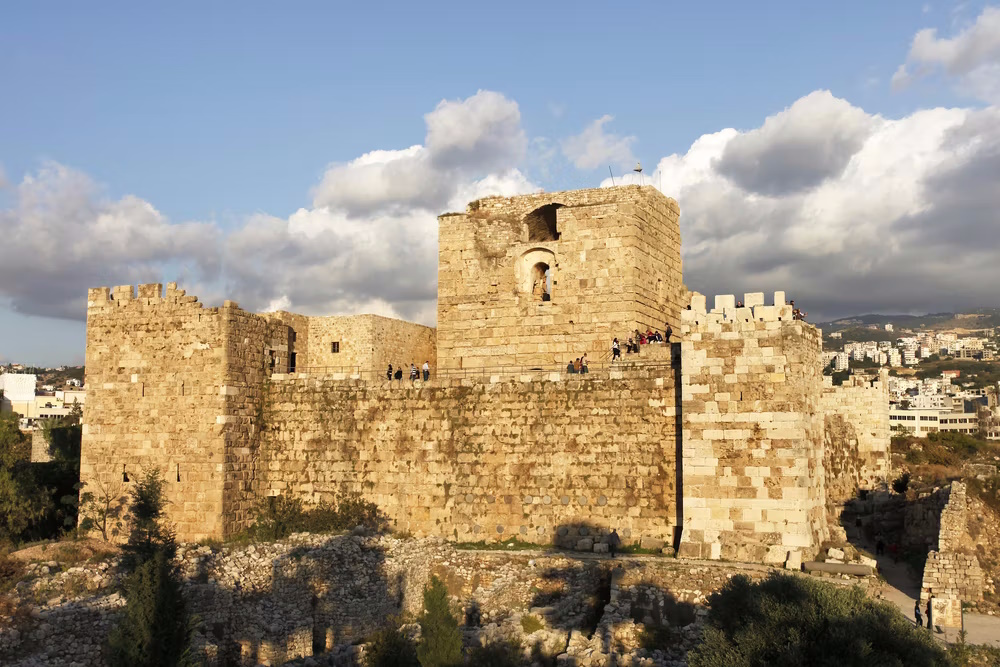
left=436, top=186, right=684, bottom=371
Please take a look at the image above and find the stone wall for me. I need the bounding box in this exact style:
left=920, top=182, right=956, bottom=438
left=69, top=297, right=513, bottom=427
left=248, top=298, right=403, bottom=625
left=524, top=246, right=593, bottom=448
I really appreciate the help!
left=677, top=291, right=827, bottom=564
left=920, top=482, right=985, bottom=628
left=437, top=186, right=684, bottom=371
left=259, top=371, right=680, bottom=546
left=820, top=370, right=891, bottom=505
left=81, top=283, right=437, bottom=541
left=301, top=315, right=436, bottom=377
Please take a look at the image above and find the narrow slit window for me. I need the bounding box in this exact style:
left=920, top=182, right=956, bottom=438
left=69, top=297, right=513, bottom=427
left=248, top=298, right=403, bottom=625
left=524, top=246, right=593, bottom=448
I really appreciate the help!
left=331, top=341, right=340, bottom=354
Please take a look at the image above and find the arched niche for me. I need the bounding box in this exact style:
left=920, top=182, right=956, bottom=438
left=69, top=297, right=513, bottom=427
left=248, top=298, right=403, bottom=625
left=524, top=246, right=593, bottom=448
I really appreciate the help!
left=524, top=203, right=564, bottom=242
left=518, top=248, right=556, bottom=301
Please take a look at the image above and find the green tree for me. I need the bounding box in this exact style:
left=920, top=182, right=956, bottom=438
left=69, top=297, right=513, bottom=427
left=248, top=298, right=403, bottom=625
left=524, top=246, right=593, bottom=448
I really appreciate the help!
left=0, top=412, right=48, bottom=543
left=106, top=550, right=195, bottom=667
left=120, top=469, right=176, bottom=571
left=78, top=477, right=127, bottom=541
left=417, top=576, right=462, bottom=667
left=363, top=625, right=419, bottom=667
left=688, top=573, right=948, bottom=667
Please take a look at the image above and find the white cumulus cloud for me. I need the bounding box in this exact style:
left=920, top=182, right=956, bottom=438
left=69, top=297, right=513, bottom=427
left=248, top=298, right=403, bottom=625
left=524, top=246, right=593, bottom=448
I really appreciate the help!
left=894, top=6, right=1000, bottom=102
left=602, top=91, right=998, bottom=321
left=0, top=162, right=220, bottom=319
left=561, top=114, right=637, bottom=170
left=313, top=90, right=528, bottom=217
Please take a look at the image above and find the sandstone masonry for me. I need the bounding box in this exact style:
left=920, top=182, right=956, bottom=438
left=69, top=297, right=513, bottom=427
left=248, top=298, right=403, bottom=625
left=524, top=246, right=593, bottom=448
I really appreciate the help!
left=80, top=186, right=891, bottom=565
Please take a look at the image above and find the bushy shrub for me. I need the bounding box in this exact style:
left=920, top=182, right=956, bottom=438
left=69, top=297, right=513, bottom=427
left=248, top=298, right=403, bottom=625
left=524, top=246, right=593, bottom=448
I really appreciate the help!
left=363, top=625, right=418, bottom=667
left=106, top=550, right=195, bottom=667
left=892, top=472, right=911, bottom=494
left=248, top=492, right=388, bottom=541
left=520, top=614, right=544, bottom=634
left=467, top=639, right=523, bottom=667
left=688, top=572, right=948, bottom=667
left=417, top=576, right=462, bottom=667
left=120, top=469, right=176, bottom=572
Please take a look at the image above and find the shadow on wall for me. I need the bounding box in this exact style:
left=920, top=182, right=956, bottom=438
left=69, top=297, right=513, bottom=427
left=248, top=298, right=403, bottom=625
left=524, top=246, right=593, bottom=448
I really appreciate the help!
left=837, top=488, right=949, bottom=599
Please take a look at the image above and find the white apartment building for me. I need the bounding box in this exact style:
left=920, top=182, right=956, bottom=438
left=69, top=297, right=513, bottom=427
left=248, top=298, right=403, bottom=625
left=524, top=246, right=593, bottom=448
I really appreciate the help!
left=890, top=408, right=980, bottom=437
left=888, top=349, right=902, bottom=367
left=833, top=352, right=849, bottom=371
left=885, top=323, right=894, bottom=332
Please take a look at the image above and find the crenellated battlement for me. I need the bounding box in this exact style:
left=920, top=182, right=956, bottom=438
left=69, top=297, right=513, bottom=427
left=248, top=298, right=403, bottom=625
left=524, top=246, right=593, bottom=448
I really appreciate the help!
left=87, top=281, right=208, bottom=312
left=681, top=290, right=797, bottom=326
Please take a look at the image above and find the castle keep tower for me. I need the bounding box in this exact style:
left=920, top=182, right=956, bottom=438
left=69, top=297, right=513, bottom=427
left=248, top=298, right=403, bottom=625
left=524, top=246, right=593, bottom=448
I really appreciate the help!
left=436, top=186, right=684, bottom=371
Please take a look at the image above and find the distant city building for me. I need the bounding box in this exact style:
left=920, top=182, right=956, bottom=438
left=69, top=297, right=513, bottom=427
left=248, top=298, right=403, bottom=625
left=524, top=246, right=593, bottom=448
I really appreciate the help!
left=887, top=349, right=902, bottom=367
left=884, top=323, right=893, bottom=332
left=829, top=331, right=842, bottom=339
left=833, top=352, right=849, bottom=371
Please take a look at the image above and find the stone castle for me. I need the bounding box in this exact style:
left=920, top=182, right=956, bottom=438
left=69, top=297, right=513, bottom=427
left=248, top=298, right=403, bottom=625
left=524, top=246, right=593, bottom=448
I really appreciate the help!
left=80, top=185, right=890, bottom=565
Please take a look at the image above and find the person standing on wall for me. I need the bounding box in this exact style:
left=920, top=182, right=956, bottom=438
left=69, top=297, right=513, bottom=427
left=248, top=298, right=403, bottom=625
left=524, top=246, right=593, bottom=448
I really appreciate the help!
left=387, top=364, right=393, bottom=382
left=665, top=324, right=672, bottom=343
left=612, top=338, right=621, bottom=361
left=410, top=363, right=418, bottom=384
left=394, top=366, right=403, bottom=384
left=422, top=360, right=430, bottom=382
left=914, top=600, right=923, bottom=628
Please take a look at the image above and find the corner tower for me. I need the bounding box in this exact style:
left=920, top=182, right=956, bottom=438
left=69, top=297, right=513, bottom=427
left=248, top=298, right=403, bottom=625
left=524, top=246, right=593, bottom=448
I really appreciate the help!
left=436, top=185, right=683, bottom=371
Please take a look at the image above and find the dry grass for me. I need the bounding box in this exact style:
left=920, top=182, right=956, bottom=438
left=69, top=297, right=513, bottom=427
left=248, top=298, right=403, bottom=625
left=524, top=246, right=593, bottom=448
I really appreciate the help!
left=10, top=538, right=119, bottom=564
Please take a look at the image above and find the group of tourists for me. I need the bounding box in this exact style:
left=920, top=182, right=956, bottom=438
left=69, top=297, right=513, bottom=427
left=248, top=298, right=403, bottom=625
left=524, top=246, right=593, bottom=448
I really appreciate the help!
left=790, top=299, right=807, bottom=321
left=386, top=361, right=431, bottom=383
left=612, top=324, right=672, bottom=361
left=566, top=355, right=589, bottom=374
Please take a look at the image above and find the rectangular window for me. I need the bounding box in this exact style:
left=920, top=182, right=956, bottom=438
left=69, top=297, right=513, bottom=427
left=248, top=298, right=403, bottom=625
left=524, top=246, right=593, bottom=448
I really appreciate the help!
left=290, top=330, right=297, bottom=342
left=289, top=352, right=297, bottom=373
left=331, top=341, right=340, bottom=354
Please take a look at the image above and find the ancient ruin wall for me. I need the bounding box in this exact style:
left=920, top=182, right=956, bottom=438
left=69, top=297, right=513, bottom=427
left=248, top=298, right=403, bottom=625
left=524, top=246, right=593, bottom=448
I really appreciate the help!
left=820, top=369, right=891, bottom=505
left=437, top=186, right=684, bottom=372
left=678, top=292, right=827, bottom=563
left=920, top=482, right=985, bottom=628
left=258, top=373, right=680, bottom=545
left=81, top=283, right=230, bottom=541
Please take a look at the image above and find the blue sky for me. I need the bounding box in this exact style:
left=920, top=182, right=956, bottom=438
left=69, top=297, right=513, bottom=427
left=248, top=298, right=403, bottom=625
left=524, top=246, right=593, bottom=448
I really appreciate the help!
left=2, top=1, right=1000, bottom=365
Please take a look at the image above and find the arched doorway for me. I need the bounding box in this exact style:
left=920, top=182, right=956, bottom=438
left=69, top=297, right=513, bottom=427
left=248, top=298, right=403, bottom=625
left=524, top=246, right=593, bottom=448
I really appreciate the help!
left=518, top=248, right=557, bottom=302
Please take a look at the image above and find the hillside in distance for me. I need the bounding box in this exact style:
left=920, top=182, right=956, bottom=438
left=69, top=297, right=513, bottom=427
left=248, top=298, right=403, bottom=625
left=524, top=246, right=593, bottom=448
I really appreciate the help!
left=818, top=308, right=1000, bottom=333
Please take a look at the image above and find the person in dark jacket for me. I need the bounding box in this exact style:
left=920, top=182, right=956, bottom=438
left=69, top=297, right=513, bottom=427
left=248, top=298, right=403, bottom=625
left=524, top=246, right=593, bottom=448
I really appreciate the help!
left=394, top=367, right=403, bottom=383
left=914, top=600, right=923, bottom=628
left=386, top=364, right=393, bottom=381
left=608, top=529, right=622, bottom=558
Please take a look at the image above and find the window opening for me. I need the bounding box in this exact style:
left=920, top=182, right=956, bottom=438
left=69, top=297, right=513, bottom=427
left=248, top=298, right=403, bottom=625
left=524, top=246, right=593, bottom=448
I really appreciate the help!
left=524, top=203, right=564, bottom=242
left=289, top=352, right=297, bottom=373
left=331, top=341, right=340, bottom=354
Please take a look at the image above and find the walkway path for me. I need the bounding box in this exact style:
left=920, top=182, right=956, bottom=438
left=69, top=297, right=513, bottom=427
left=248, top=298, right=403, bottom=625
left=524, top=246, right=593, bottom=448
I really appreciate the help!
left=869, top=545, right=1000, bottom=647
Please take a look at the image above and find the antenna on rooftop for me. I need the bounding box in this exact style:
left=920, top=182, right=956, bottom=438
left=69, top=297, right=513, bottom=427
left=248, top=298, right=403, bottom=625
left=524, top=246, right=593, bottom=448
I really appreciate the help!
left=633, top=161, right=643, bottom=186
left=608, top=165, right=616, bottom=186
